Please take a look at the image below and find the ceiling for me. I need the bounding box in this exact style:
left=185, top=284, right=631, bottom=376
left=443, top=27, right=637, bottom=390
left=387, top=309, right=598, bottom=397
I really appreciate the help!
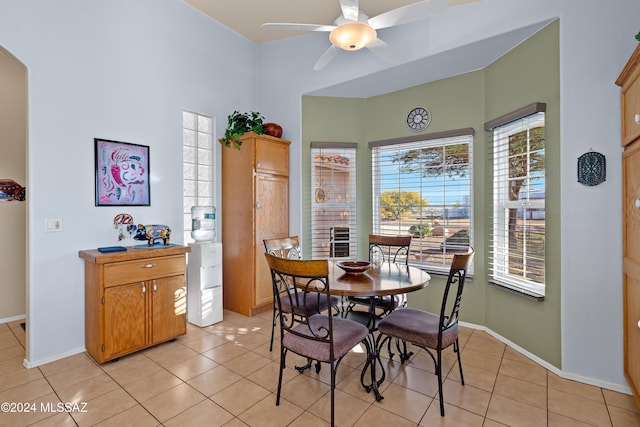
left=306, top=20, right=551, bottom=98
left=182, top=0, right=480, bottom=44
left=180, top=0, right=551, bottom=98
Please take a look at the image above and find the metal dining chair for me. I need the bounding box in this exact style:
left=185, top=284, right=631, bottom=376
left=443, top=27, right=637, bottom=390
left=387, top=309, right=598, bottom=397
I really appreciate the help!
left=265, top=254, right=369, bottom=427
left=263, top=237, right=339, bottom=365
left=348, top=234, right=412, bottom=310
left=348, top=234, right=412, bottom=359
left=376, top=248, right=474, bottom=416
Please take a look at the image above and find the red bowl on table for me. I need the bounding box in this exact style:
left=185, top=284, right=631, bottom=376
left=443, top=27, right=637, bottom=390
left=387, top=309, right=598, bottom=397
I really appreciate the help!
left=337, top=261, right=371, bottom=275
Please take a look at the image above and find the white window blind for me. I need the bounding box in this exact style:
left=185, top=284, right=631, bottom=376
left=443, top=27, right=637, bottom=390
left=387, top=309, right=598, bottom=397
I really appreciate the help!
left=311, top=143, right=357, bottom=259
left=489, top=110, right=545, bottom=297
left=183, top=111, right=214, bottom=244
left=370, top=130, right=473, bottom=273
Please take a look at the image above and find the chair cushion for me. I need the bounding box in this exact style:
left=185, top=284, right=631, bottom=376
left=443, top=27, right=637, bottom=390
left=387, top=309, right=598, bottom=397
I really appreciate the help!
left=283, top=314, right=368, bottom=362
left=281, top=294, right=339, bottom=316
left=377, top=307, right=458, bottom=350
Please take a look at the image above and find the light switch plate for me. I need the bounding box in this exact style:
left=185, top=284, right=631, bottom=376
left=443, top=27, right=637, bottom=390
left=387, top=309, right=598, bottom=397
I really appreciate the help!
left=45, top=218, right=63, bottom=232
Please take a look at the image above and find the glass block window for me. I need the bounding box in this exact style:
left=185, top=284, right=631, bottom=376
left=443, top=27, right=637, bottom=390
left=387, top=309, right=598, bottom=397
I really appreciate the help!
left=183, top=111, right=214, bottom=244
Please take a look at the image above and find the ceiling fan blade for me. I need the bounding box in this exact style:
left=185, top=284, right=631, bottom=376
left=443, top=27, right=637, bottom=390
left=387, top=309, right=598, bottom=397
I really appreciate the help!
left=366, top=38, right=404, bottom=64
left=261, top=23, right=336, bottom=32
left=367, top=0, right=448, bottom=30
left=339, top=0, right=359, bottom=22
left=313, top=45, right=340, bottom=71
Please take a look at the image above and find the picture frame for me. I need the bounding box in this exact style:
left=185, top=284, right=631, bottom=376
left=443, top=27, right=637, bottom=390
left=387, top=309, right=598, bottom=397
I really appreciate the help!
left=95, top=138, right=150, bottom=206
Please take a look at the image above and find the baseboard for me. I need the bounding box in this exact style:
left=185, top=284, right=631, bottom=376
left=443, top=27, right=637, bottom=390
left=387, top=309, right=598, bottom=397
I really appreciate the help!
left=459, top=321, right=633, bottom=395
left=23, top=347, right=87, bottom=369
left=0, top=314, right=26, bottom=324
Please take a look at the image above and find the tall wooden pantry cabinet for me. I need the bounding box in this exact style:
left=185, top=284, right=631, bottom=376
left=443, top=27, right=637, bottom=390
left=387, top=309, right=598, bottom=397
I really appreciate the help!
left=221, top=132, right=290, bottom=316
left=617, top=43, right=640, bottom=407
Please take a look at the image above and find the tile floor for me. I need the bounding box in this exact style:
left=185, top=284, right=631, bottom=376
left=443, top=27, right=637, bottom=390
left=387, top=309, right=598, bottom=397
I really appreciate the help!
left=1, top=311, right=640, bottom=426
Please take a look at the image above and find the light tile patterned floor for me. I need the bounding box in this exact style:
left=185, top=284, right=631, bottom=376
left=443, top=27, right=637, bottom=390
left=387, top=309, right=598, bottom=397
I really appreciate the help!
left=1, top=311, right=639, bottom=426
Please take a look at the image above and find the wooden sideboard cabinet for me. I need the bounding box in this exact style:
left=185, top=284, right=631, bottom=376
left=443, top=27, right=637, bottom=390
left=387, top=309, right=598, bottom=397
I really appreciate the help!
left=79, top=245, right=190, bottom=363
left=617, top=43, right=640, bottom=407
left=221, top=132, right=290, bottom=316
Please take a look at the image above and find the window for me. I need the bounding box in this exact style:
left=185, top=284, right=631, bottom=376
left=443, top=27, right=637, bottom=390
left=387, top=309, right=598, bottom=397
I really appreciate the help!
left=311, top=143, right=357, bottom=259
left=182, top=111, right=214, bottom=244
left=487, top=105, right=545, bottom=297
left=370, top=130, right=473, bottom=273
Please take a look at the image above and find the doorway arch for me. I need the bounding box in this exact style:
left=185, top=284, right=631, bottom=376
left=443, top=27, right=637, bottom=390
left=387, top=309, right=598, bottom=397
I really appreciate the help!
left=0, top=44, right=28, bottom=358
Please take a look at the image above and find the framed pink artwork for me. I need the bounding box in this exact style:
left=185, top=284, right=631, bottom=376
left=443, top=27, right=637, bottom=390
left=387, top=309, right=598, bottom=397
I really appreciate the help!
left=95, top=138, right=150, bottom=206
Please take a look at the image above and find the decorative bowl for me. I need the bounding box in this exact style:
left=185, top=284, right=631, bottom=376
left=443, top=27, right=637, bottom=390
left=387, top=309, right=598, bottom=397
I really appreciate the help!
left=337, top=261, right=371, bottom=275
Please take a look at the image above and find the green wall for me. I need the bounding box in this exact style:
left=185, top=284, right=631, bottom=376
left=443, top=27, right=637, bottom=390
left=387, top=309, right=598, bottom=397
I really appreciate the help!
left=301, top=20, right=560, bottom=367
left=301, top=96, right=367, bottom=260
left=483, top=20, right=561, bottom=366
left=363, top=71, right=487, bottom=325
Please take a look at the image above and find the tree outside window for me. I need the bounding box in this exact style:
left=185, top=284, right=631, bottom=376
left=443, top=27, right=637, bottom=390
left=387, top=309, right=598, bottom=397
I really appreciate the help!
left=371, top=134, right=473, bottom=272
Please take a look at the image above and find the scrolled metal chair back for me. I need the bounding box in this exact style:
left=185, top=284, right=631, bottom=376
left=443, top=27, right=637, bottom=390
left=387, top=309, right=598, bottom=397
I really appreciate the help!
left=368, top=234, right=412, bottom=265
left=439, top=248, right=474, bottom=333
left=264, top=254, right=334, bottom=346
left=264, top=236, right=302, bottom=260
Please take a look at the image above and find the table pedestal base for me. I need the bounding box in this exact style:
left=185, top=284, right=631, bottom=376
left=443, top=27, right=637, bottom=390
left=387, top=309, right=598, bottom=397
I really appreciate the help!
left=361, top=331, right=385, bottom=401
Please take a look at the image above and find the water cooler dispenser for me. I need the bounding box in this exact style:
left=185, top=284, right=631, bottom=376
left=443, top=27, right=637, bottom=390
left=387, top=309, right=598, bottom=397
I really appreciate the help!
left=187, top=206, right=223, bottom=327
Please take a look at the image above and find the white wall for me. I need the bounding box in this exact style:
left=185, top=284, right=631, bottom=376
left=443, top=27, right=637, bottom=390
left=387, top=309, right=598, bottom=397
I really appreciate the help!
left=557, top=2, right=634, bottom=389
left=0, top=0, right=257, bottom=366
left=255, top=0, right=640, bottom=390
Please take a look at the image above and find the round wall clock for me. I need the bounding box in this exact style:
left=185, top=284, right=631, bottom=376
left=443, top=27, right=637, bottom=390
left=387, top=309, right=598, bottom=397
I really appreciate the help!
left=406, top=107, right=431, bottom=132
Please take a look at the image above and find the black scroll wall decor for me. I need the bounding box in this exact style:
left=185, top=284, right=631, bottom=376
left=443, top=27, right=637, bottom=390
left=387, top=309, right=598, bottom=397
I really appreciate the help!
left=577, top=150, right=606, bottom=187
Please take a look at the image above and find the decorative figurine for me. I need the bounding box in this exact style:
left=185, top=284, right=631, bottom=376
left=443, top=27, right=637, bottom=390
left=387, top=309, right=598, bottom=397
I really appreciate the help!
left=133, top=224, right=171, bottom=246
left=113, top=213, right=134, bottom=241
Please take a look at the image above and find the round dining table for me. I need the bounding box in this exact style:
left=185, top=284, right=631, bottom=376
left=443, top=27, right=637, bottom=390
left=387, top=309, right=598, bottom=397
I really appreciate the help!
left=328, top=261, right=430, bottom=297
left=328, top=261, right=431, bottom=401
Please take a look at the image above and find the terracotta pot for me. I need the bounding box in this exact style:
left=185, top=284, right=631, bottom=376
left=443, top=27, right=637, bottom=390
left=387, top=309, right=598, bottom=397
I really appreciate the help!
left=264, top=122, right=283, bottom=138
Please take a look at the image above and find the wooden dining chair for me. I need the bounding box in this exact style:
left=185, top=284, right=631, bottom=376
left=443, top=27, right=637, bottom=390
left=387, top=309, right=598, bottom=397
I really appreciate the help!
left=263, top=237, right=339, bottom=355
left=376, top=248, right=474, bottom=416
left=265, top=254, right=369, bottom=427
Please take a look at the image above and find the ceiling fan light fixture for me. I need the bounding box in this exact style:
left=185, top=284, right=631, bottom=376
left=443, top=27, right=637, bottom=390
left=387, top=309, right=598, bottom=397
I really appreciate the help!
left=329, top=22, right=376, bottom=51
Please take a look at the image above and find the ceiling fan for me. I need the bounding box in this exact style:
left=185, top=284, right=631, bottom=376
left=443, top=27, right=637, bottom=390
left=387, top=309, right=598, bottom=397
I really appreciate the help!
left=261, top=0, right=448, bottom=70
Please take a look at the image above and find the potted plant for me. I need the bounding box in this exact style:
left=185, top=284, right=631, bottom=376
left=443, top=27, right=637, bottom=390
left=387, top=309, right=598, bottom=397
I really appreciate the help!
left=219, top=111, right=265, bottom=149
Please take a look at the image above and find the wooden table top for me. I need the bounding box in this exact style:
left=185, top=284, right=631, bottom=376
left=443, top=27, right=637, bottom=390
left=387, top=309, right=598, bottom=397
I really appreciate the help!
left=78, top=245, right=190, bottom=264
left=328, top=261, right=430, bottom=297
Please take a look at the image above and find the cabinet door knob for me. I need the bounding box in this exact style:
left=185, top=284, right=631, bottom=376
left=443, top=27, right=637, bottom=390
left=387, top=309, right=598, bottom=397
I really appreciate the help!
left=141, top=263, right=156, bottom=269
left=636, top=199, right=640, bottom=209
left=142, top=283, right=146, bottom=295
left=635, top=113, right=640, bottom=125
left=153, top=280, right=157, bottom=293
left=637, top=320, right=640, bottom=328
